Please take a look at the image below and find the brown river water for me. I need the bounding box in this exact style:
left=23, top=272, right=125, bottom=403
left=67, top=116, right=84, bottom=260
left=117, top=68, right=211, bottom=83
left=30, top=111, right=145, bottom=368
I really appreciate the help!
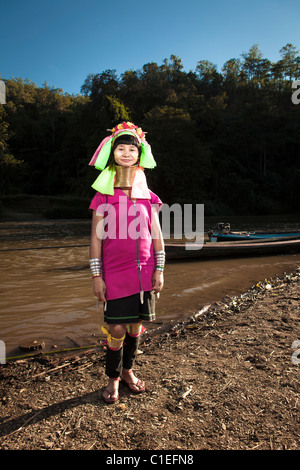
left=0, top=216, right=299, bottom=357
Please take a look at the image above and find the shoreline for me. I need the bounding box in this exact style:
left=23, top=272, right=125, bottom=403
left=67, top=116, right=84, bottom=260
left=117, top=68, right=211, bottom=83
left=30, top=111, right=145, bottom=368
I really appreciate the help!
left=3, top=266, right=299, bottom=362
left=0, top=267, right=299, bottom=450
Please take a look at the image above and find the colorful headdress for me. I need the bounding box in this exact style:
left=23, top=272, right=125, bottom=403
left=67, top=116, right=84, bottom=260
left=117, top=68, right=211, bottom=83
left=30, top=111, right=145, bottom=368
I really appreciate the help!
left=89, top=122, right=156, bottom=197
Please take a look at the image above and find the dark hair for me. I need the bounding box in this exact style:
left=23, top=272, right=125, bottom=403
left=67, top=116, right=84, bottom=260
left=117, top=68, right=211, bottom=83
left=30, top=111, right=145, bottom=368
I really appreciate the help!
left=107, top=133, right=141, bottom=166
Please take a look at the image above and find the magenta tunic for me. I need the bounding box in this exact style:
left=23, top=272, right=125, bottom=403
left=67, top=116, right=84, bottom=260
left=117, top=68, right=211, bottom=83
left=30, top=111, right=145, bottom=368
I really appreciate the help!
left=89, top=189, right=162, bottom=300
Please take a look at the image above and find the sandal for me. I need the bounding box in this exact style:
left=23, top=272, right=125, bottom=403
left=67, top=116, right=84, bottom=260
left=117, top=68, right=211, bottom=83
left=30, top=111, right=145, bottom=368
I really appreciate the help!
left=102, top=378, right=120, bottom=404
left=121, top=369, right=146, bottom=394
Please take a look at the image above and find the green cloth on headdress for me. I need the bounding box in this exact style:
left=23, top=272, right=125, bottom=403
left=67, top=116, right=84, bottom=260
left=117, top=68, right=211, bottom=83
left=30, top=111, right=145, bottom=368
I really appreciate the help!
left=91, top=164, right=116, bottom=195
left=94, top=139, right=112, bottom=171
left=140, top=141, right=156, bottom=169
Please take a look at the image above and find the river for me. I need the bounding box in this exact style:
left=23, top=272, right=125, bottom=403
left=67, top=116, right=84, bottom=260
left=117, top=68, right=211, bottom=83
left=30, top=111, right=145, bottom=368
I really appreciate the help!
left=0, top=216, right=299, bottom=357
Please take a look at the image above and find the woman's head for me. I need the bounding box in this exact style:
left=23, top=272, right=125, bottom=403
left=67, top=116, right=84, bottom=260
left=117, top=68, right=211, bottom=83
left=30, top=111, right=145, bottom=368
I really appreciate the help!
left=109, top=133, right=142, bottom=167
left=89, top=121, right=156, bottom=174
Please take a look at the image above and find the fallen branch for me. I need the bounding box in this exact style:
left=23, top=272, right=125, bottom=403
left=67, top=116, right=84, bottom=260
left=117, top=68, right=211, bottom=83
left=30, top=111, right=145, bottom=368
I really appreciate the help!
left=179, top=387, right=193, bottom=400
left=216, top=380, right=232, bottom=395
left=30, top=362, right=71, bottom=379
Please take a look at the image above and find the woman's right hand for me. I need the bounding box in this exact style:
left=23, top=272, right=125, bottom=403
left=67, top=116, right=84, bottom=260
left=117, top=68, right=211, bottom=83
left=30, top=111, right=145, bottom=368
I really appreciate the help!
left=93, top=277, right=107, bottom=302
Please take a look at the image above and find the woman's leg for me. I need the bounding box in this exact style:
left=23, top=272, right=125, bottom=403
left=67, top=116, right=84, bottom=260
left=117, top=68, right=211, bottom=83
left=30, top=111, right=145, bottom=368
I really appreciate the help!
left=121, top=322, right=145, bottom=393
left=122, top=322, right=142, bottom=370
left=103, top=324, right=126, bottom=403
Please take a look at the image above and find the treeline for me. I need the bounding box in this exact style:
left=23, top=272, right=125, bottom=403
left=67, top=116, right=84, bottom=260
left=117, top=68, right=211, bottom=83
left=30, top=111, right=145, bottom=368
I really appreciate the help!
left=1, top=43, right=300, bottom=216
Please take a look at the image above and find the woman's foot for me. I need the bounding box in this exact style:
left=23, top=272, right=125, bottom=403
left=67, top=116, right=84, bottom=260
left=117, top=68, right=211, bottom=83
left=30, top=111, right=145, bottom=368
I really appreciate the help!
left=102, top=377, right=120, bottom=404
left=120, top=369, right=145, bottom=393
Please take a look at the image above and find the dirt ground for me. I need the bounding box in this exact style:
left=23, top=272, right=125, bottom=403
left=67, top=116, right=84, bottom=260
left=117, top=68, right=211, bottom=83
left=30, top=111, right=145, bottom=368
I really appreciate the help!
left=0, top=268, right=299, bottom=451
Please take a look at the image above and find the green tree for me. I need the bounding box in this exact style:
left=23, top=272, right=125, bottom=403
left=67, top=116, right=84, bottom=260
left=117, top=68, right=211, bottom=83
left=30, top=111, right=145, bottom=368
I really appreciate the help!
left=241, top=44, right=271, bottom=86
left=0, top=105, right=23, bottom=192
left=81, top=70, right=119, bottom=103
left=143, top=105, right=212, bottom=204
left=222, top=58, right=241, bottom=85
left=279, top=43, right=300, bottom=82
left=196, top=60, right=223, bottom=93
left=2, top=44, right=300, bottom=216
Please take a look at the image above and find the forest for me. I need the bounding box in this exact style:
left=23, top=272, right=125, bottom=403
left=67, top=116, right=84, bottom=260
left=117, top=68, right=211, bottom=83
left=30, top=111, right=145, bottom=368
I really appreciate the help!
left=0, top=43, right=299, bottom=218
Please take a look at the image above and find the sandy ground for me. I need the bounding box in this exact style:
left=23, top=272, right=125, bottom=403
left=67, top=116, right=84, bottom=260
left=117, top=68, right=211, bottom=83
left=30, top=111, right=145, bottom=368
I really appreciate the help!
left=0, top=268, right=299, bottom=452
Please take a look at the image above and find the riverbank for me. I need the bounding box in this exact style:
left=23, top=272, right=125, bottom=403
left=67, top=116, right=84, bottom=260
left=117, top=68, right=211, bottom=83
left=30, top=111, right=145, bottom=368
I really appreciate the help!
left=0, top=194, right=91, bottom=221
left=0, top=268, right=299, bottom=450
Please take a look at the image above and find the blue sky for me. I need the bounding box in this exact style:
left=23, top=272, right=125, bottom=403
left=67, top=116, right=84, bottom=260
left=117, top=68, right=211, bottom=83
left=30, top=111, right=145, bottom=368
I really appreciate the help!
left=1, top=0, right=299, bottom=95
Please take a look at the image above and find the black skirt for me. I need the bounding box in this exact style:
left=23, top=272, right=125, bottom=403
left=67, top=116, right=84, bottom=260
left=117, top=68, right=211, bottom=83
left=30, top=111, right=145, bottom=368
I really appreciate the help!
left=104, top=291, right=156, bottom=324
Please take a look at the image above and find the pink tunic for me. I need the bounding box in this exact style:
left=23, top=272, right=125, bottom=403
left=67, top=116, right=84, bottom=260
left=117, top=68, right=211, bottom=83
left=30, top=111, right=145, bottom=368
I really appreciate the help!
left=89, top=189, right=162, bottom=300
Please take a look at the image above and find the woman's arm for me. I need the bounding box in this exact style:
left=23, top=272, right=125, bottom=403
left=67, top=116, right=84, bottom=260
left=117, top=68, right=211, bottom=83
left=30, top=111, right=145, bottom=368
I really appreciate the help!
left=151, top=206, right=164, bottom=251
left=151, top=208, right=164, bottom=294
left=90, top=210, right=107, bottom=302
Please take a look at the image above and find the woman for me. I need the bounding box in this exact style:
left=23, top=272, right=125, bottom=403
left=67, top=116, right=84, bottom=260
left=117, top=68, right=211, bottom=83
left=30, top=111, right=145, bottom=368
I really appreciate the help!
left=89, top=122, right=165, bottom=403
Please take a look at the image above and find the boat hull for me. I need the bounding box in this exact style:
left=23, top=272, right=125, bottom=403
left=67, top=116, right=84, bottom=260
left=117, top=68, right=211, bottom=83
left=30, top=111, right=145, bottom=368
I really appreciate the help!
left=209, top=232, right=300, bottom=242
left=165, top=238, right=300, bottom=260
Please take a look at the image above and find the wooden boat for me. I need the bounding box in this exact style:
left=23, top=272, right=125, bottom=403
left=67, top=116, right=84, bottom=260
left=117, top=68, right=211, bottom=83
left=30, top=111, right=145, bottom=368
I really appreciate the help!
left=207, top=222, right=300, bottom=242
left=209, top=231, right=300, bottom=242
left=165, top=237, right=300, bottom=260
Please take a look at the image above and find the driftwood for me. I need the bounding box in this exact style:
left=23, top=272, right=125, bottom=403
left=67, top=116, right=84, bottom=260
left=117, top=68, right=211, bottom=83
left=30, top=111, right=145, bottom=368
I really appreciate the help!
left=30, top=363, right=71, bottom=379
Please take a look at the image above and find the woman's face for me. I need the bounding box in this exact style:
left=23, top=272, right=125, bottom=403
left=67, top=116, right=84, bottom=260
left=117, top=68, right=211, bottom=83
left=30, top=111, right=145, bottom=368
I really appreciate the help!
left=114, top=143, right=139, bottom=167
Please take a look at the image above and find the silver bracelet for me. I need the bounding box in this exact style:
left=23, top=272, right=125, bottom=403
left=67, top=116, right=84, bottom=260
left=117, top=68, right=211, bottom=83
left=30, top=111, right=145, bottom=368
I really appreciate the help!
left=89, top=258, right=102, bottom=278
left=154, top=250, right=165, bottom=271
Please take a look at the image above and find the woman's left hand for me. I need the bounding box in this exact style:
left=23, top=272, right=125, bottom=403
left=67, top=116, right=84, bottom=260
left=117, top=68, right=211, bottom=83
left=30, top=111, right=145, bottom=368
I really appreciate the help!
left=152, top=270, right=164, bottom=294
